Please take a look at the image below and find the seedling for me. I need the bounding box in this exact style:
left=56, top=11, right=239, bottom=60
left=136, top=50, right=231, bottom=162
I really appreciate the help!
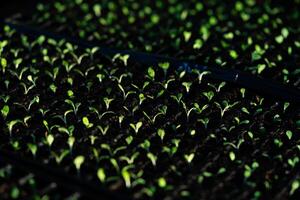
left=215, top=100, right=239, bottom=118
left=157, top=129, right=166, bottom=141
left=27, top=143, right=38, bottom=158
left=182, top=82, right=192, bottom=93
left=46, top=134, right=54, bottom=147
left=130, top=121, right=143, bottom=134
left=82, top=116, right=93, bottom=128
left=286, top=130, right=293, bottom=140
left=1, top=105, right=9, bottom=119
left=147, top=67, right=155, bottom=80
left=103, top=97, right=114, bottom=110
left=158, top=177, right=167, bottom=188
left=74, top=155, right=85, bottom=173
left=184, top=153, right=195, bottom=164
left=147, top=152, right=157, bottom=166
left=158, top=62, right=170, bottom=77
left=97, top=168, right=106, bottom=183
left=121, top=168, right=132, bottom=188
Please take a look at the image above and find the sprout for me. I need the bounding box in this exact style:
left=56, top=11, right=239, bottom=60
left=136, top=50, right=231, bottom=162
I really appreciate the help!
left=257, top=64, right=266, bottom=74
left=118, top=84, right=135, bottom=101
left=68, top=136, right=75, bottom=151
left=288, top=157, right=299, bottom=168
left=240, top=88, right=246, bottom=98
left=7, top=120, right=22, bottom=136
left=147, top=67, right=155, bottom=80
left=46, top=134, right=54, bottom=147
left=73, top=155, right=85, bottom=173
left=125, top=136, right=133, bottom=145
left=193, top=39, right=203, bottom=49
left=139, top=93, right=146, bottom=105
left=184, top=153, right=195, bottom=164
left=198, top=118, right=209, bottom=129
left=182, top=82, right=192, bottom=93
left=130, top=121, right=143, bottom=134
left=171, top=93, right=183, bottom=105
left=82, top=116, right=93, bottom=128
left=10, top=186, right=20, bottom=199
left=284, top=102, right=290, bottom=112
left=158, top=62, right=170, bottom=77
left=208, top=82, right=226, bottom=93
left=181, top=101, right=195, bottom=122
left=103, top=97, right=114, bottom=110
left=1, top=58, right=7, bottom=73
left=157, top=129, right=166, bottom=141
left=229, top=151, right=236, bottom=161
left=97, top=125, right=109, bottom=135
left=97, top=168, right=106, bottom=183
left=27, top=143, right=38, bottom=158
left=112, top=53, right=130, bottom=66
left=215, top=100, right=239, bottom=118
left=183, top=31, right=192, bottom=42
left=203, top=91, right=214, bottom=101
left=286, top=130, right=293, bottom=140
left=147, top=152, right=157, bottom=166
left=229, top=50, right=238, bottom=59
left=290, top=180, right=300, bottom=195
left=158, top=177, right=167, bottom=188
left=52, top=150, right=69, bottom=164
left=1, top=105, right=9, bottom=119
left=121, top=168, right=131, bottom=188
left=193, top=103, right=208, bottom=115
left=58, top=125, right=75, bottom=136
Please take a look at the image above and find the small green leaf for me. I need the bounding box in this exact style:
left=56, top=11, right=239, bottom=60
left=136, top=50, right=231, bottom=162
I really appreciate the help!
left=1, top=105, right=9, bottom=118
left=151, top=14, right=160, bottom=24
left=93, top=4, right=102, bottom=17
left=157, top=129, right=166, bottom=141
left=229, top=151, right=236, bottom=161
left=257, top=64, right=266, bottom=74
left=229, top=50, right=238, bottom=59
left=286, top=130, right=293, bottom=140
left=74, top=155, right=85, bottom=171
left=46, top=134, right=54, bottom=146
left=290, top=180, right=300, bottom=195
left=275, top=35, right=284, bottom=44
left=281, top=28, right=289, bottom=38
left=147, top=67, right=155, bottom=80
left=1, top=58, right=7, bottom=71
left=158, top=177, right=167, bottom=188
left=97, top=168, right=106, bottom=183
left=82, top=117, right=93, bottom=128
left=183, top=31, right=192, bottom=42
left=193, top=39, right=203, bottom=49
left=184, top=153, right=195, bottom=163
left=122, top=169, right=131, bottom=188
left=182, top=82, right=192, bottom=93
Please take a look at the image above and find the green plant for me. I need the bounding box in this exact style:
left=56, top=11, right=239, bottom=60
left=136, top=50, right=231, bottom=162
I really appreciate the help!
left=82, top=116, right=93, bottom=128
left=130, top=121, right=143, bottom=134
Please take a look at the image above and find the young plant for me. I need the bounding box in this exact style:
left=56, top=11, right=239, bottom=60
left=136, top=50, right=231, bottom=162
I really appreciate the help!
left=74, top=155, right=85, bottom=174
left=158, top=62, right=170, bottom=77
left=1, top=105, right=9, bottom=119
left=130, top=121, right=143, bottom=134
left=97, top=168, right=106, bottom=183
left=182, top=82, right=192, bottom=93
left=27, top=143, right=38, bottom=158
left=215, top=100, right=239, bottom=118
left=157, top=128, right=166, bottom=141
left=46, top=134, right=55, bottom=147
left=184, top=153, right=195, bottom=164
left=82, top=116, right=93, bottom=128
left=147, top=152, right=157, bottom=167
